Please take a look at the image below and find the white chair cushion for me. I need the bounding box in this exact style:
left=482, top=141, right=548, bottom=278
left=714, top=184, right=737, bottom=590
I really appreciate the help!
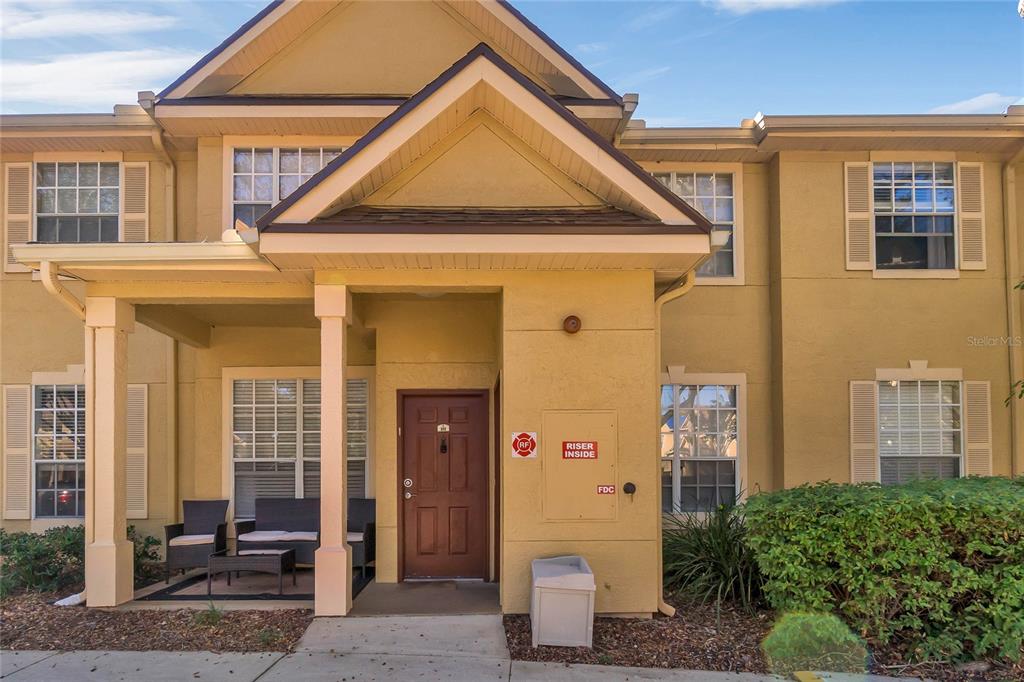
left=238, top=549, right=290, bottom=556
left=347, top=531, right=364, bottom=544
left=169, top=533, right=215, bottom=547
left=237, top=530, right=290, bottom=542
left=282, top=531, right=318, bottom=542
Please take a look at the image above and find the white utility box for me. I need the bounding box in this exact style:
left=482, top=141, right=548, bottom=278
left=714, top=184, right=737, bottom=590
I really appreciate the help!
left=530, top=555, right=596, bottom=648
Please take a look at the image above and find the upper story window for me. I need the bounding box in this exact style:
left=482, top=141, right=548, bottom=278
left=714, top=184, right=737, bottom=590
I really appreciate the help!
left=33, top=384, right=86, bottom=518
left=878, top=379, right=961, bottom=484
left=232, top=147, right=344, bottom=228
left=35, top=162, right=120, bottom=243
left=660, top=383, right=739, bottom=513
left=873, top=162, right=955, bottom=270
left=653, top=171, right=736, bottom=279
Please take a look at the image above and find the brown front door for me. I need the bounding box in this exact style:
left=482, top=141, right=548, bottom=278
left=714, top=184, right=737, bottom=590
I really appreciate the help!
left=400, top=392, right=488, bottom=579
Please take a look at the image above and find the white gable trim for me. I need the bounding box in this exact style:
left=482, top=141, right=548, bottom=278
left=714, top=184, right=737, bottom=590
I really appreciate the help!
left=271, top=55, right=695, bottom=227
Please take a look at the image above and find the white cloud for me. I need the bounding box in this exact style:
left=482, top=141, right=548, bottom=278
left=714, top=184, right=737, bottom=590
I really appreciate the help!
left=704, top=0, right=846, bottom=14
left=613, top=66, right=671, bottom=90
left=1, top=49, right=201, bottom=108
left=928, top=92, right=1019, bottom=115
left=625, top=5, right=680, bottom=32
left=575, top=42, right=610, bottom=54
left=1, top=4, right=180, bottom=39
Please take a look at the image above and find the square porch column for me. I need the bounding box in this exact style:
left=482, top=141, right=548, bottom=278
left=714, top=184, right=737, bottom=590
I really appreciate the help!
left=84, top=297, right=135, bottom=607
left=314, top=284, right=352, bottom=616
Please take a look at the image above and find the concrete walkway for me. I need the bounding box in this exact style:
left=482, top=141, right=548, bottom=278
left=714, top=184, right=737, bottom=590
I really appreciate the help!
left=0, top=615, right=919, bottom=681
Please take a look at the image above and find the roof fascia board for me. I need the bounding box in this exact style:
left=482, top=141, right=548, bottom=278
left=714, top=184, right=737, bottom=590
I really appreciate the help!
left=12, top=241, right=271, bottom=270
left=488, top=0, right=620, bottom=102
left=260, top=45, right=709, bottom=231
left=159, top=0, right=295, bottom=99
left=154, top=103, right=397, bottom=119
left=259, top=231, right=710, bottom=255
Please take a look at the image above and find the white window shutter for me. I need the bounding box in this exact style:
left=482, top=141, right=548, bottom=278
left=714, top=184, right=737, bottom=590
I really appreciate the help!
left=957, top=162, right=985, bottom=270
left=963, top=380, right=992, bottom=476
left=850, top=380, right=879, bottom=483
left=844, top=162, right=873, bottom=270
left=126, top=384, right=148, bottom=519
left=4, top=162, right=32, bottom=273
left=121, top=162, right=149, bottom=242
left=3, top=385, right=32, bottom=519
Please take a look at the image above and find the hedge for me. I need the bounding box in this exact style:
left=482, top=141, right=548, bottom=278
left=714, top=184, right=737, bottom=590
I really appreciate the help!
left=743, top=477, right=1024, bottom=663
left=0, top=525, right=162, bottom=597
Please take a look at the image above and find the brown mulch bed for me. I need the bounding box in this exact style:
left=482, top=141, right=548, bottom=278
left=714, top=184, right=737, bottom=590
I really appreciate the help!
left=505, top=599, right=772, bottom=674
left=505, top=595, right=1024, bottom=682
left=0, top=593, right=312, bottom=652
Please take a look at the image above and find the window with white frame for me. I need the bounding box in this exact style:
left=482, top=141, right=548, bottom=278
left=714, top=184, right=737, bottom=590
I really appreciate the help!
left=653, top=171, right=735, bottom=277
left=878, top=379, right=962, bottom=484
left=33, top=385, right=86, bottom=517
left=35, top=162, right=120, bottom=243
left=231, top=377, right=369, bottom=518
left=231, top=147, right=345, bottom=228
left=873, top=162, right=956, bottom=270
left=660, top=383, right=738, bottom=512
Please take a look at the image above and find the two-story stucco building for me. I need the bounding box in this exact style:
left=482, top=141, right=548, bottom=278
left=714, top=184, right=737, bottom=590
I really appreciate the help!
left=1, top=0, right=1021, bottom=617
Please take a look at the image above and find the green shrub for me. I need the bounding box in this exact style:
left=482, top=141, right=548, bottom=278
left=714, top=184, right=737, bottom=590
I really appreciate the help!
left=762, top=612, right=867, bottom=676
left=662, top=503, right=764, bottom=611
left=744, top=477, right=1024, bottom=663
left=0, top=524, right=163, bottom=597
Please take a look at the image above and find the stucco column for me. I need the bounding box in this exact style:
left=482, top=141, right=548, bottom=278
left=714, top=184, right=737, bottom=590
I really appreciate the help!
left=314, top=284, right=352, bottom=616
left=84, top=297, right=135, bottom=607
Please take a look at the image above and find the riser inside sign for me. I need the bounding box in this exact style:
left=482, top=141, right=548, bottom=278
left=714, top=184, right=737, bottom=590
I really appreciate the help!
left=562, top=441, right=598, bottom=459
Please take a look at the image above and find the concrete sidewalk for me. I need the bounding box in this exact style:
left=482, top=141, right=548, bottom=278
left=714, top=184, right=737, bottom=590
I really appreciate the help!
left=0, top=615, right=918, bottom=681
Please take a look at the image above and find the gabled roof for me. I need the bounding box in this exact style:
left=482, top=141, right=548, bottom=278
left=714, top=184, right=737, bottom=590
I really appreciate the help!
left=158, top=0, right=620, bottom=103
left=257, top=44, right=711, bottom=235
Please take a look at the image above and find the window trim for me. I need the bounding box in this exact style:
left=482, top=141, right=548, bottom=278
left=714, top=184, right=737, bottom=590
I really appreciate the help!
left=867, top=155, right=960, bottom=280
left=220, top=365, right=375, bottom=527
left=220, top=136, right=357, bottom=231
left=29, top=365, right=87, bottom=521
left=659, top=370, right=747, bottom=514
left=29, top=153, right=127, bottom=243
left=31, top=383, right=86, bottom=520
left=647, top=163, right=745, bottom=286
left=875, top=377, right=966, bottom=481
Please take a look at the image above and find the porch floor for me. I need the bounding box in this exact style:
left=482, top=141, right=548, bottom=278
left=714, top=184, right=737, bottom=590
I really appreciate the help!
left=350, top=580, right=500, bottom=616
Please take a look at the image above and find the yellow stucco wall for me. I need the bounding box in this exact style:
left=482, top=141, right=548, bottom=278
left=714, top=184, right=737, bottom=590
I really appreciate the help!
left=231, top=2, right=486, bottom=97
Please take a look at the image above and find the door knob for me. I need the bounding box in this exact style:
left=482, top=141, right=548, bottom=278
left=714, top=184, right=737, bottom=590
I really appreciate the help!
left=404, top=491, right=415, bottom=500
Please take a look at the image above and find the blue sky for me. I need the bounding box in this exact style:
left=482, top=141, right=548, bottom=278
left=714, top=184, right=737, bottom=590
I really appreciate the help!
left=1, top=0, right=1020, bottom=125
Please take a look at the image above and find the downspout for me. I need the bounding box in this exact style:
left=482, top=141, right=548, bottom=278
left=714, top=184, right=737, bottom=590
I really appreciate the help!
left=141, top=92, right=181, bottom=522
left=40, top=261, right=85, bottom=320
left=1003, top=147, right=1024, bottom=476
left=652, top=269, right=697, bottom=617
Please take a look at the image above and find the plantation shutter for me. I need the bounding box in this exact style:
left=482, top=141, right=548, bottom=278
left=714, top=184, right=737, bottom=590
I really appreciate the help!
left=844, top=162, right=873, bottom=270
left=3, top=385, right=32, bottom=519
left=346, top=378, right=369, bottom=499
left=120, top=162, right=149, bottom=242
left=963, top=380, right=992, bottom=476
left=849, top=380, right=879, bottom=483
left=125, top=384, right=148, bottom=518
left=957, top=162, right=985, bottom=270
left=4, top=162, right=32, bottom=273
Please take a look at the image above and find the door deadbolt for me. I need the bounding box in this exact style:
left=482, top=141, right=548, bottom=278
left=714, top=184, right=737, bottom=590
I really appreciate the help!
left=403, top=478, right=413, bottom=488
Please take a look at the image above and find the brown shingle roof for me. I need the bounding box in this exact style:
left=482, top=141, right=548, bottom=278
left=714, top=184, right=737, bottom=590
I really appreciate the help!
left=262, top=205, right=705, bottom=234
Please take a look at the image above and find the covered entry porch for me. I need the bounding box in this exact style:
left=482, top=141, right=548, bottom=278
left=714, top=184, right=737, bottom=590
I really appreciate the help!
left=14, top=231, right=711, bottom=616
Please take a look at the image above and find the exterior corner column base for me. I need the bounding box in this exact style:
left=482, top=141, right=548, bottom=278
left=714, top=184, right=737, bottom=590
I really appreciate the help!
left=85, top=540, right=134, bottom=606
left=314, top=544, right=353, bottom=616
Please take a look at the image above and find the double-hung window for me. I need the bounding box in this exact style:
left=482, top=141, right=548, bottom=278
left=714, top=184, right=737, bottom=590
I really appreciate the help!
left=653, top=171, right=737, bottom=279
left=660, top=383, right=739, bottom=512
left=35, top=162, right=120, bottom=243
left=231, top=376, right=370, bottom=518
left=232, top=147, right=345, bottom=228
left=33, top=385, right=86, bottom=517
left=878, top=379, right=962, bottom=484
left=873, top=162, right=955, bottom=270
